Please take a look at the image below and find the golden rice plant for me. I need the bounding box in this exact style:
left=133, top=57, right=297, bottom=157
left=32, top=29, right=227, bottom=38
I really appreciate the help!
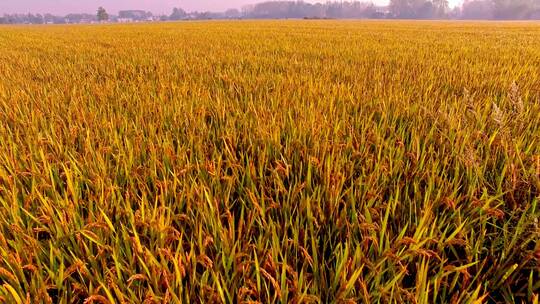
left=0, top=21, right=539, bottom=303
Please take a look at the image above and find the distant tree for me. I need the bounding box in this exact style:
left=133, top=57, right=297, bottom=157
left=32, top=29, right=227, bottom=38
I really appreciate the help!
left=461, top=0, right=494, bottom=19
left=417, top=1, right=436, bottom=18
left=97, top=7, right=109, bottom=22
left=44, top=13, right=54, bottom=23
left=389, top=0, right=450, bottom=18
left=170, top=8, right=187, bottom=20
left=243, top=1, right=379, bottom=19
left=326, top=2, right=345, bottom=18
left=389, top=0, right=414, bottom=18
left=28, top=13, right=44, bottom=24
left=492, top=0, right=535, bottom=19
left=224, top=9, right=241, bottom=18
left=448, top=6, right=462, bottom=18
left=433, top=0, right=449, bottom=17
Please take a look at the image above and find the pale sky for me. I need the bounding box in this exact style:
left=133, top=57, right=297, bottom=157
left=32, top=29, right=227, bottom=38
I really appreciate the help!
left=0, top=0, right=463, bottom=15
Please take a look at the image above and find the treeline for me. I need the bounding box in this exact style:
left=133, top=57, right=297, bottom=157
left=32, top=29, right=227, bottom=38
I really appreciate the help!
left=460, top=0, right=540, bottom=19
left=0, top=13, right=70, bottom=24
left=242, top=1, right=384, bottom=19
left=0, top=10, right=160, bottom=24
left=174, top=0, right=540, bottom=20
left=172, top=0, right=540, bottom=20
left=1, top=0, right=540, bottom=24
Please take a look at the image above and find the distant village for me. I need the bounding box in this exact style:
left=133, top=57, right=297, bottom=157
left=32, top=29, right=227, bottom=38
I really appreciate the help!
left=1, top=0, right=539, bottom=24
left=0, top=9, right=197, bottom=25
left=0, top=4, right=389, bottom=25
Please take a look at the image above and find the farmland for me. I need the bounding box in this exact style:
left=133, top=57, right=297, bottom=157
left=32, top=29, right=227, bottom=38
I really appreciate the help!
left=0, top=21, right=539, bottom=303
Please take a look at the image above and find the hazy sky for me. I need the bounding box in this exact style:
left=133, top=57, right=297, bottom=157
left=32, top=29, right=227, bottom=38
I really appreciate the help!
left=1, top=0, right=463, bottom=15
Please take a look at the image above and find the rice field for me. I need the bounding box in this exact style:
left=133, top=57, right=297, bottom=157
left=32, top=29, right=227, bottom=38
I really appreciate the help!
left=0, top=21, right=539, bottom=303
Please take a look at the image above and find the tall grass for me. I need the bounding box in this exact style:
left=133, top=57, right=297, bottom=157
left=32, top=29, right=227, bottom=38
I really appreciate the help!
left=0, top=21, right=539, bottom=303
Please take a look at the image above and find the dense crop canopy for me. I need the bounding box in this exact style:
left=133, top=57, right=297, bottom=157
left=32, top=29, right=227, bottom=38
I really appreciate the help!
left=0, top=21, right=539, bottom=303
